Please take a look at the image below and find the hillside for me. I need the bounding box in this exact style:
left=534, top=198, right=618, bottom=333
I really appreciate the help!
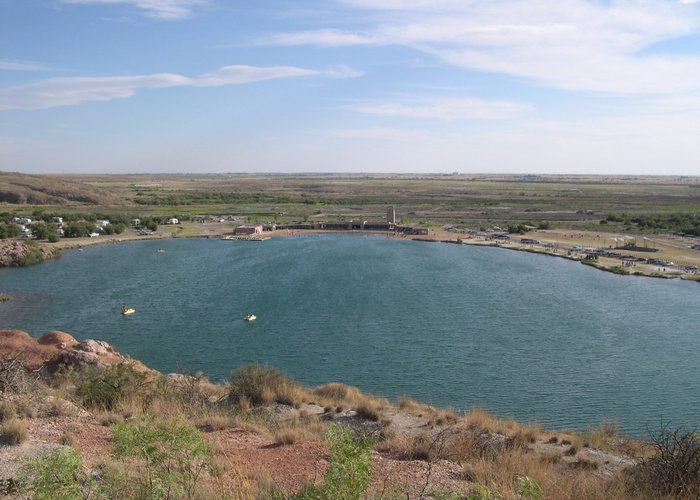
left=0, top=171, right=125, bottom=206
left=1, top=329, right=695, bottom=499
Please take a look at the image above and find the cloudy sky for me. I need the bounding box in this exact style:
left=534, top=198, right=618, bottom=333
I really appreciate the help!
left=2, top=0, right=700, bottom=174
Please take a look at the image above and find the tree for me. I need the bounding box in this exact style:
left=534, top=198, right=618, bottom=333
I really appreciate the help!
left=29, top=223, right=58, bottom=242
left=0, top=224, right=21, bottom=239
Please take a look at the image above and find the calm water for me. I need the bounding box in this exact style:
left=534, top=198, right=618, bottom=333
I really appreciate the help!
left=1, top=235, right=699, bottom=435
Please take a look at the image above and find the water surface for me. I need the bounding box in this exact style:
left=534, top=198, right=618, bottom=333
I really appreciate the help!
left=1, top=235, right=698, bottom=435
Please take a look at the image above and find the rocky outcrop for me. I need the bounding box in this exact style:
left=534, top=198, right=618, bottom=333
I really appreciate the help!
left=0, top=240, right=61, bottom=267
left=0, top=329, right=152, bottom=375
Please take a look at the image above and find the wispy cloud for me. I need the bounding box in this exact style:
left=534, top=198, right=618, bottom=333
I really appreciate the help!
left=0, top=59, right=53, bottom=72
left=266, top=0, right=700, bottom=95
left=346, top=97, right=531, bottom=120
left=60, top=0, right=208, bottom=21
left=0, top=65, right=319, bottom=111
left=264, top=29, right=377, bottom=47
left=331, top=127, right=434, bottom=141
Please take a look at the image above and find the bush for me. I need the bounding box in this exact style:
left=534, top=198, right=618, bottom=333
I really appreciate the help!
left=0, top=358, right=38, bottom=393
left=228, top=364, right=305, bottom=407
left=628, top=424, right=700, bottom=497
left=0, top=418, right=27, bottom=445
left=21, top=447, right=91, bottom=500
left=73, top=363, right=146, bottom=411
left=112, top=418, right=212, bottom=499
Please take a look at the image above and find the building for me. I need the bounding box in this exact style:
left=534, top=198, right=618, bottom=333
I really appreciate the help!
left=387, top=206, right=396, bottom=225
left=167, top=218, right=179, bottom=225
left=233, top=225, right=263, bottom=235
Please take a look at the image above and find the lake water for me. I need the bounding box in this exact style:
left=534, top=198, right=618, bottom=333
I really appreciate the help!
left=1, top=235, right=699, bottom=435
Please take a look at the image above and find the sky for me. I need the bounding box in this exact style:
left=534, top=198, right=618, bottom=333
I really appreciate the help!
left=1, top=0, right=700, bottom=175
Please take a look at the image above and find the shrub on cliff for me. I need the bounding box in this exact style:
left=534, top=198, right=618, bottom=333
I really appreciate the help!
left=228, top=364, right=306, bottom=407
left=21, top=447, right=92, bottom=499
left=73, top=363, right=146, bottom=411
left=627, top=424, right=700, bottom=498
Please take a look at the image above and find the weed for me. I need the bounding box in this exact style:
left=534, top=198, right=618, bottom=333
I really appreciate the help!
left=21, top=447, right=92, bottom=500
left=112, top=417, right=212, bottom=499
left=291, top=424, right=374, bottom=499
left=0, top=400, right=16, bottom=422
left=514, top=475, right=543, bottom=500
left=59, top=431, right=76, bottom=447
left=0, top=418, right=27, bottom=445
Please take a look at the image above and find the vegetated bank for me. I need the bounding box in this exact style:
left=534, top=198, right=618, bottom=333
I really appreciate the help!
left=1, top=329, right=698, bottom=499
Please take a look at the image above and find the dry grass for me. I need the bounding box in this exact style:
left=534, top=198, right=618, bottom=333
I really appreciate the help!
left=0, top=400, right=16, bottom=422
left=44, top=396, right=79, bottom=417
left=229, top=364, right=309, bottom=408
left=208, top=452, right=259, bottom=499
left=0, top=418, right=28, bottom=445
left=379, top=431, right=435, bottom=461
left=273, top=411, right=325, bottom=446
left=60, top=430, right=77, bottom=446
left=461, top=448, right=627, bottom=500
left=97, top=411, right=125, bottom=426
left=198, top=413, right=234, bottom=432
left=398, top=398, right=459, bottom=426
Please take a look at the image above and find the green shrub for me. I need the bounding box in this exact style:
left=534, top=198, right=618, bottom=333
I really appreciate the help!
left=112, top=418, right=212, bottom=499
left=292, top=424, right=374, bottom=500
left=22, top=447, right=92, bottom=500
left=514, top=475, right=543, bottom=500
left=73, top=363, right=145, bottom=411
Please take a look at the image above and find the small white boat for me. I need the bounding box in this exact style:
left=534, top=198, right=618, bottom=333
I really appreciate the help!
left=244, top=313, right=256, bottom=321
left=121, top=307, right=135, bottom=315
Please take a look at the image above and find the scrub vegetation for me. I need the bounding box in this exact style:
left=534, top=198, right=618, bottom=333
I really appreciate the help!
left=1, top=354, right=697, bottom=499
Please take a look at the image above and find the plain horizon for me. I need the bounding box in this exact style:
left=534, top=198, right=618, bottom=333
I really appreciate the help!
left=2, top=1, right=700, bottom=175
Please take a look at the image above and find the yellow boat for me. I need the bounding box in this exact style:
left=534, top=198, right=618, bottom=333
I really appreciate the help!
left=244, top=313, right=256, bottom=321
left=121, top=307, right=135, bottom=315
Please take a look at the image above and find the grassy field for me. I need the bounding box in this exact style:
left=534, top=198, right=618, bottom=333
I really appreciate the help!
left=3, top=173, right=699, bottom=234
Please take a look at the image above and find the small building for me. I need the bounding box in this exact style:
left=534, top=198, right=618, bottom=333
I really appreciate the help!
left=233, top=225, right=263, bottom=235
left=131, top=218, right=141, bottom=227
left=167, top=218, right=179, bottom=225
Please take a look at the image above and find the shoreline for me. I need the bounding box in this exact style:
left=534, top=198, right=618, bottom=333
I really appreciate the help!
left=5, top=223, right=699, bottom=281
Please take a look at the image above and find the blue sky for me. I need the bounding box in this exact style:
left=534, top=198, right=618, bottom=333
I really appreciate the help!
left=2, top=0, right=700, bottom=174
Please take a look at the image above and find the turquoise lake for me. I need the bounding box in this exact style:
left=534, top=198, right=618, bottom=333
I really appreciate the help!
left=1, top=235, right=699, bottom=435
